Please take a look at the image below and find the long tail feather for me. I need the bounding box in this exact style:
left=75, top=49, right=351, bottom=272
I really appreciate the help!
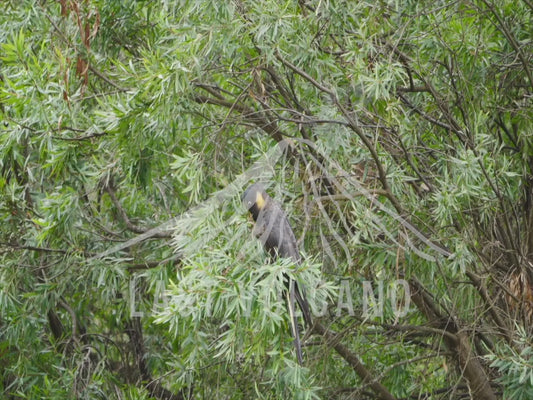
left=294, top=281, right=312, bottom=328
left=287, top=280, right=304, bottom=365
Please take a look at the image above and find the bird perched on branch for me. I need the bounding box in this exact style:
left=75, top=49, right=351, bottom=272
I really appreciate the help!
left=242, top=183, right=312, bottom=364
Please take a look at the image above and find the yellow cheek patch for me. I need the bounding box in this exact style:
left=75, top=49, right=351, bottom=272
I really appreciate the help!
left=256, top=191, right=266, bottom=209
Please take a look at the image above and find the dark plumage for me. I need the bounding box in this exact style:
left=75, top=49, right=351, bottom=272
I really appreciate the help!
left=242, top=183, right=312, bottom=364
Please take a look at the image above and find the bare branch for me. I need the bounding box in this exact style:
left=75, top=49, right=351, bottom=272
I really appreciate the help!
left=312, top=321, right=397, bottom=400
left=104, top=179, right=171, bottom=238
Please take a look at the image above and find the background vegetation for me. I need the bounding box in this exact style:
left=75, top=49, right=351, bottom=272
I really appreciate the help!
left=1, top=0, right=532, bottom=399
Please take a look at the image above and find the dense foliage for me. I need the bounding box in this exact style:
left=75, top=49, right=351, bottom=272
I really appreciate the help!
left=1, top=0, right=532, bottom=399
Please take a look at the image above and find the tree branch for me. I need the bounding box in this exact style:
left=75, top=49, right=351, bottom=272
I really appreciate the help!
left=409, top=279, right=498, bottom=400
left=312, top=321, right=397, bottom=400
left=192, top=92, right=284, bottom=142
left=126, top=318, right=189, bottom=400
left=104, top=179, right=171, bottom=238
left=276, top=51, right=403, bottom=214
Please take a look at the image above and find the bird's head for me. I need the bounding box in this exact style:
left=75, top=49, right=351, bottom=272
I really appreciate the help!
left=242, top=183, right=268, bottom=221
